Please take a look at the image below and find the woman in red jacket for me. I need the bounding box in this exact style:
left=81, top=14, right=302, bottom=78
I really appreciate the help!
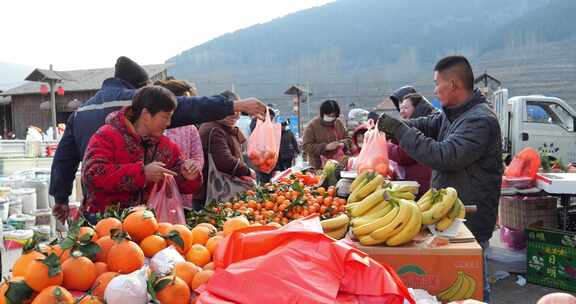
left=387, top=93, right=436, bottom=197
left=82, top=86, right=202, bottom=216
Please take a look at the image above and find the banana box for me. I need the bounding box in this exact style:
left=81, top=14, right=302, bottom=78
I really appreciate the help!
left=354, top=225, right=483, bottom=302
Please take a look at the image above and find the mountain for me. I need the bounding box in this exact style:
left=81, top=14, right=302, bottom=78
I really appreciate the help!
left=167, top=0, right=576, bottom=115
left=0, top=62, right=33, bottom=91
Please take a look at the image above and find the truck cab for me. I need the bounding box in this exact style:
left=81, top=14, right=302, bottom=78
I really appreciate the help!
left=493, top=89, right=576, bottom=164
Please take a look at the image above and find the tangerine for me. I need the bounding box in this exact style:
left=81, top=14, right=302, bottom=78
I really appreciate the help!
left=95, top=236, right=115, bottom=263
left=185, top=244, right=211, bottom=267
left=173, top=261, right=201, bottom=286
left=31, top=286, right=74, bottom=304
left=12, top=250, right=44, bottom=277
left=107, top=239, right=145, bottom=274
left=62, top=253, right=97, bottom=291
left=140, top=234, right=167, bottom=258
left=122, top=209, right=158, bottom=242
left=190, top=270, right=214, bottom=290
left=168, top=224, right=193, bottom=254
left=94, top=262, right=108, bottom=276
left=191, top=226, right=212, bottom=246
left=92, top=272, right=119, bottom=298
left=157, top=222, right=174, bottom=235
left=205, top=235, right=223, bottom=255
left=95, top=217, right=122, bottom=237
left=155, top=276, right=190, bottom=304
left=223, top=216, right=249, bottom=236
left=24, top=255, right=64, bottom=292
left=79, top=226, right=98, bottom=241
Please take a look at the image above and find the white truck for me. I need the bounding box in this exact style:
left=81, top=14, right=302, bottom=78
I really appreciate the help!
left=493, top=89, right=576, bottom=164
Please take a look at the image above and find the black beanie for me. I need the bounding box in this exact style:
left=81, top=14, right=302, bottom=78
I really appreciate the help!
left=114, top=56, right=149, bottom=88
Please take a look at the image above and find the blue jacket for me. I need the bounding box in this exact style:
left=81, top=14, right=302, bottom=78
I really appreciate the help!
left=49, top=77, right=235, bottom=204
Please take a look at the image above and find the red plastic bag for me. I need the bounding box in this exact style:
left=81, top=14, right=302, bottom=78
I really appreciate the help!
left=247, top=110, right=281, bottom=173
left=197, top=217, right=414, bottom=304
left=504, top=147, right=541, bottom=179
left=355, top=121, right=389, bottom=176
left=147, top=175, right=186, bottom=225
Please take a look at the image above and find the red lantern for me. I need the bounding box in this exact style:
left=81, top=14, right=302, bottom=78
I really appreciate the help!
left=57, top=86, right=65, bottom=96
left=40, top=84, right=49, bottom=95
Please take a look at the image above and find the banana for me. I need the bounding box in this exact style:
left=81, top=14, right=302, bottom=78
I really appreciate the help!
left=347, top=178, right=369, bottom=203
left=416, top=188, right=434, bottom=211
left=391, top=184, right=419, bottom=195
left=435, top=216, right=455, bottom=232
left=422, top=209, right=436, bottom=225
left=462, top=273, right=477, bottom=299
left=351, top=203, right=393, bottom=227
left=430, top=187, right=458, bottom=221
left=447, top=198, right=463, bottom=220
left=350, top=189, right=387, bottom=217
left=352, top=205, right=399, bottom=236
left=457, top=199, right=466, bottom=219
left=325, top=223, right=349, bottom=240
left=358, top=234, right=386, bottom=246
left=386, top=201, right=423, bottom=246
left=450, top=272, right=473, bottom=301
left=350, top=171, right=369, bottom=193
left=387, top=190, right=416, bottom=201
left=320, top=213, right=350, bottom=231
left=370, top=199, right=413, bottom=241
left=438, top=272, right=465, bottom=301
left=354, top=174, right=385, bottom=200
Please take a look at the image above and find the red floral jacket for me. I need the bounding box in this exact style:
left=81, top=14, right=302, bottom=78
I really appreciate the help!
left=81, top=107, right=201, bottom=213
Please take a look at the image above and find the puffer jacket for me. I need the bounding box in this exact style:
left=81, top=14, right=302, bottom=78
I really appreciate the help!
left=395, top=90, right=503, bottom=242
left=81, top=108, right=201, bottom=213
left=302, top=117, right=351, bottom=169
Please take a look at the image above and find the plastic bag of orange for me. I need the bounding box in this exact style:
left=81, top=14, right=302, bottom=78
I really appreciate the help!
left=196, top=217, right=414, bottom=304
left=247, top=109, right=281, bottom=173
left=354, top=121, right=389, bottom=176
left=504, top=147, right=541, bottom=179
left=148, top=175, right=186, bottom=225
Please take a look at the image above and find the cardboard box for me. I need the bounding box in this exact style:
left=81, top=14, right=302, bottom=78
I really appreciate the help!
left=527, top=227, right=576, bottom=292
left=499, top=195, right=558, bottom=230
left=353, top=225, right=483, bottom=302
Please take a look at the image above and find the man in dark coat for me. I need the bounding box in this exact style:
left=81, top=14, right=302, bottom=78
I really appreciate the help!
left=51, top=56, right=266, bottom=221
left=378, top=55, right=502, bottom=302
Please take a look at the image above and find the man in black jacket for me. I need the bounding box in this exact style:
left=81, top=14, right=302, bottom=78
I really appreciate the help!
left=378, top=55, right=502, bottom=301
left=51, top=56, right=266, bottom=221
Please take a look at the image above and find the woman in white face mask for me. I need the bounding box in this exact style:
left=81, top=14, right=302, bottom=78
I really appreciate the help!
left=302, top=100, right=352, bottom=169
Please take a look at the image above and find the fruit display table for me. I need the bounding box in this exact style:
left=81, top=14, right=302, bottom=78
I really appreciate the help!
left=353, top=224, right=483, bottom=302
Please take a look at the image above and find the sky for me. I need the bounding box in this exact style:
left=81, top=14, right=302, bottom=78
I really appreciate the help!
left=0, top=0, right=335, bottom=71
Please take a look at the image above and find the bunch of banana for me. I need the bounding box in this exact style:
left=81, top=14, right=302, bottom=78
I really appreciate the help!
left=321, top=213, right=350, bottom=239
left=437, top=271, right=477, bottom=302
left=386, top=184, right=417, bottom=201
left=348, top=172, right=386, bottom=204
left=354, top=199, right=423, bottom=246
left=417, top=187, right=466, bottom=232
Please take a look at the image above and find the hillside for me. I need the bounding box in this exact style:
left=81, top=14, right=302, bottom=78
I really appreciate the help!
left=166, top=0, right=576, bottom=115
left=0, top=62, right=33, bottom=90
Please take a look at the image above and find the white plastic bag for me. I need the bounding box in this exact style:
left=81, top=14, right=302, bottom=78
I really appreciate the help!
left=150, top=246, right=185, bottom=275
left=104, top=266, right=149, bottom=304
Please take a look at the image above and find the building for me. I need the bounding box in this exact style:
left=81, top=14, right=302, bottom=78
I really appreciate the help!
left=0, top=64, right=170, bottom=138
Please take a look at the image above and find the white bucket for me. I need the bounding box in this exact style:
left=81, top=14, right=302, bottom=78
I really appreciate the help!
left=0, top=197, right=9, bottom=221
left=7, top=213, right=36, bottom=229
left=23, top=179, right=49, bottom=210
left=11, top=188, right=37, bottom=214
left=32, top=225, right=51, bottom=241
left=8, top=198, right=22, bottom=216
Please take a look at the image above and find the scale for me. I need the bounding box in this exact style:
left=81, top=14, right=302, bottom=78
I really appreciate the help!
left=536, top=173, right=576, bottom=230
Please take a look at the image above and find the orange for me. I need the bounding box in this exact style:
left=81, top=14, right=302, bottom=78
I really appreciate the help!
left=12, top=250, right=44, bottom=277
left=79, top=226, right=98, bottom=241
left=185, top=244, right=211, bottom=267
left=191, top=226, right=212, bottom=246
left=107, top=239, right=145, bottom=274
left=92, top=272, right=119, bottom=298
left=31, top=286, right=74, bottom=304
left=24, top=255, right=64, bottom=292
left=94, top=262, right=108, bottom=276
left=140, top=234, right=167, bottom=258
left=168, top=224, right=193, bottom=254
left=95, top=236, right=115, bottom=263
left=155, top=276, right=190, bottom=304
left=122, top=209, right=159, bottom=242
left=95, top=217, right=122, bottom=237
left=62, top=253, right=97, bottom=291
left=0, top=276, right=34, bottom=304
left=223, top=216, right=249, bottom=236
left=190, top=270, right=214, bottom=290
left=205, top=236, right=223, bottom=256
left=173, top=261, right=201, bottom=286
left=61, top=248, right=72, bottom=262
left=196, top=223, right=217, bottom=234
left=203, top=262, right=215, bottom=271
left=38, top=244, right=63, bottom=263
left=77, top=295, right=105, bottom=304
left=158, top=222, right=174, bottom=235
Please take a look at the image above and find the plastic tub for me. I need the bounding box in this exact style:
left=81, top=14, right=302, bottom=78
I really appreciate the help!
left=7, top=213, right=36, bottom=229
left=33, top=208, right=52, bottom=226
left=32, top=225, right=51, bottom=241
left=11, top=188, right=37, bottom=214
left=23, top=179, right=49, bottom=209
left=0, top=197, right=9, bottom=221
left=8, top=198, right=22, bottom=216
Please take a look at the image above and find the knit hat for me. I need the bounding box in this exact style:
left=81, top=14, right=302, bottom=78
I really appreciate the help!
left=114, top=56, right=149, bottom=88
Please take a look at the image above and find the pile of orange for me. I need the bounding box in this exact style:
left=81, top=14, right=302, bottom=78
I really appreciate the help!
left=0, top=208, right=253, bottom=303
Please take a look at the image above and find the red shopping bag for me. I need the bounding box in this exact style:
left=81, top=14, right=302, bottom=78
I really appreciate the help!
left=355, top=121, right=389, bottom=176
left=504, top=147, right=541, bottom=179
left=247, top=110, right=282, bottom=173
left=147, top=175, right=186, bottom=225
left=197, top=217, right=414, bottom=304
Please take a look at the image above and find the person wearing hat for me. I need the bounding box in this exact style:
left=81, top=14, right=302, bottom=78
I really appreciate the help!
left=51, top=56, right=267, bottom=222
